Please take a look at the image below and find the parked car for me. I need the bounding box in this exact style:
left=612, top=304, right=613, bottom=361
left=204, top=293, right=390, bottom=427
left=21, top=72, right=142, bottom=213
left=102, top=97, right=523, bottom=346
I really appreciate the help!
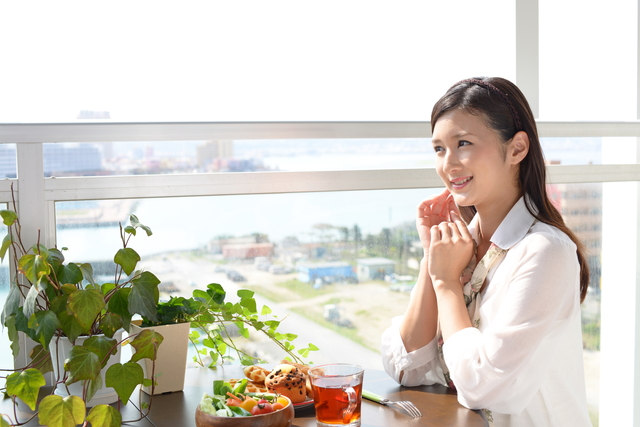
left=226, top=270, right=246, bottom=282
left=269, top=265, right=291, bottom=274
left=256, top=262, right=272, bottom=271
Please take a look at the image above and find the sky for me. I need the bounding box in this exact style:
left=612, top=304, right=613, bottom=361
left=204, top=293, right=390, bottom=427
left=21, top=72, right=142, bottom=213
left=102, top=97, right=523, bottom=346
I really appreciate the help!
left=0, top=1, right=636, bottom=123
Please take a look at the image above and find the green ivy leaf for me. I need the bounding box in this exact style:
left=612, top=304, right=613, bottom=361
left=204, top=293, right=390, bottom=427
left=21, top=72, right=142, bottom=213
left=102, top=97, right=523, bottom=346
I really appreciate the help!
left=308, top=343, right=319, bottom=351
left=14, top=307, right=37, bottom=342
left=99, top=313, right=123, bottom=338
left=5, top=314, right=20, bottom=357
left=86, top=404, right=122, bottom=427
left=83, top=336, right=118, bottom=368
left=19, top=253, right=50, bottom=285
left=6, top=368, right=46, bottom=410
left=237, top=289, right=254, bottom=299
left=129, top=214, right=153, bottom=237
left=60, top=284, right=78, bottom=295
left=0, top=232, right=12, bottom=262
left=209, top=351, right=219, bottom=366
left=106, top=289, right=131, bottom=333
left=46, top=248, right=65, bottom=273
left=128, top=272, right=160, bottom=322
left=51, top=295, right=84, bottom=343
left=101, top=282, right=116, bottom=295
left=261, top=305, right=272, bottom=315
left=1, top=414, right=10, bottom=427
left=239, top=296, right=257, bottom=313
left=23, top=284, right=42, bottom=321
left=28, top=310, right=60, bottom=349
left=64, top=345, right=101, bottom=385
left=105, top=362, right=144, bottom=404
left=114, top=248, right=140, bottom=276
left=56, top=262, right=83, bottom=286
left=67, top=289, right=105, bottom=334
left=85, top=374, right=102, bottom=403
left=77, top=263, right=96, bottom=285
left=129, top=329, right=164, bottom=362
left=1, top=281, right=21, bottom=325
left=38, top=395, right=86, bottom=427
left=0, top=209, right=17, bottom=226
left=206, top=283, right=226, bottom=305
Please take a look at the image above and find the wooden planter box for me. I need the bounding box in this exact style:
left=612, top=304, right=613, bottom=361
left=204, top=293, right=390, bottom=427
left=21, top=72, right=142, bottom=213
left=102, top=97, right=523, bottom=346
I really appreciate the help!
left=130, top=320, right=191, bottom=395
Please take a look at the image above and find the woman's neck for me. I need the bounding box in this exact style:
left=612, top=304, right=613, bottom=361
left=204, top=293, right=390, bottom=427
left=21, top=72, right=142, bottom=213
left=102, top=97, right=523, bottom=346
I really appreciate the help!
left=475, top=190, right=522, bottom=246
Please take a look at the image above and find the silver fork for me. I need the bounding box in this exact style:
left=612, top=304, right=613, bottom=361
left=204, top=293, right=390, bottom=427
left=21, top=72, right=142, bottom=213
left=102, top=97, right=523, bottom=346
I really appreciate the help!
left=362, top=389, right=423, bottom=418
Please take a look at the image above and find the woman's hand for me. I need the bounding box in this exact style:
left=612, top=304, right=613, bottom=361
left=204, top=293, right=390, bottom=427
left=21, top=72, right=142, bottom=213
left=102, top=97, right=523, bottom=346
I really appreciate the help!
left=428, top=212, right=475, bottom=288
left=416, top=189, right=458, bottom=254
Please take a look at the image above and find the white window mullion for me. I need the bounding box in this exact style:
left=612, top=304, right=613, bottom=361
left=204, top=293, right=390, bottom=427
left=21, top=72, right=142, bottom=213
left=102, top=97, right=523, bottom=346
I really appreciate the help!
left=516, top=0, right=539, bottom=118
left=14, top=143, right=54, bottom=375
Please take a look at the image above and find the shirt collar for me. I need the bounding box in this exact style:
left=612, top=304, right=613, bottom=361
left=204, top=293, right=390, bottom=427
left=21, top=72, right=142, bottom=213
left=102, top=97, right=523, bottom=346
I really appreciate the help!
left=467, top=196, right=536, bottom=250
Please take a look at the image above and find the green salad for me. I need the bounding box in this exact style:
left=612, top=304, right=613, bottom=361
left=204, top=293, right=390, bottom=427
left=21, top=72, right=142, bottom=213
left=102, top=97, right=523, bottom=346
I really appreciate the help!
left=199, top=379, right=284, bottom=417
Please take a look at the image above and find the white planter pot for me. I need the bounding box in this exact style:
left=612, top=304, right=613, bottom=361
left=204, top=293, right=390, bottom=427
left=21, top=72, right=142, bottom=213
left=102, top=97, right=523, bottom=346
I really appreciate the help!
left=130, top=320, right=190, bottom=395
left=49, top=330, right=123, bottom=407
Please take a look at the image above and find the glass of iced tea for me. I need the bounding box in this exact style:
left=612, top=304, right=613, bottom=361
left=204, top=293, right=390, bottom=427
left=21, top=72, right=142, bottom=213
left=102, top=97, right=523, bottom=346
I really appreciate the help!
left=308, top=363, right=364, bottom=427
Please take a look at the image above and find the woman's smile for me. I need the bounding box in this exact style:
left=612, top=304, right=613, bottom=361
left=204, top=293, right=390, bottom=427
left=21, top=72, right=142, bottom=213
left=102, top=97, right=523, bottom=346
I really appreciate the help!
left=450, top=176, right=473, bottom=190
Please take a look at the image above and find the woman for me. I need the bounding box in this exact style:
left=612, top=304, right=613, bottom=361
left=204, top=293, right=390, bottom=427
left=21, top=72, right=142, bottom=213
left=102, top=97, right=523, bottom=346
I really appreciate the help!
left=381, top=77, right=591, bottom=426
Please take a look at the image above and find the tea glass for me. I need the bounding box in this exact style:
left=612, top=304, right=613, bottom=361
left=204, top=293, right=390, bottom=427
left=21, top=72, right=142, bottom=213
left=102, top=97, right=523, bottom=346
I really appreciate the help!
left=308, top=363, right=364, bottom=427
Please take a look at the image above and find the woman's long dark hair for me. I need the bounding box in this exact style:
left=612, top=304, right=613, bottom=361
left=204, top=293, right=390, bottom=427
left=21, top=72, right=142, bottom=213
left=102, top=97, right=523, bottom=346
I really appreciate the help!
left=431, top=77, right=589, bottom=303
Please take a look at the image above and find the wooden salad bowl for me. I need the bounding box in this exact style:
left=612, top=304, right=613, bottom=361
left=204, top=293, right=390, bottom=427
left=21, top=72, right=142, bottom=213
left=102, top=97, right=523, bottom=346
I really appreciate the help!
left=195, top=396, right=295, bottom=427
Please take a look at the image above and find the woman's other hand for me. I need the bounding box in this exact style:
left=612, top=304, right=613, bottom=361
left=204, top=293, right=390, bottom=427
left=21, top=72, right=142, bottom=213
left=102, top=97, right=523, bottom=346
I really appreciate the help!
left=416, top=189, right=458, bottom=255
left=428, top=212, right=475, bottom=287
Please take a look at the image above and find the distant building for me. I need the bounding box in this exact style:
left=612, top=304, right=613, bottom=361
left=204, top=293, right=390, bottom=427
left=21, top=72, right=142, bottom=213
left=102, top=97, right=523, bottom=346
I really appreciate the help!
left=0, top=144, right=103, bottom=177
left=0, top=145, right=16, bottom=178
left=556, top=182, right=602, bottom=290
left=208, top=237, right=256, bottom=254
left=44, top=144, right=102, bottom=176
left=222, top=243, right=274, bottom=259
left=356, top=257, right=396, bottom=281
left=197, top=140, right=234, bottom=169
left=297, top=262, right=357, bottom=284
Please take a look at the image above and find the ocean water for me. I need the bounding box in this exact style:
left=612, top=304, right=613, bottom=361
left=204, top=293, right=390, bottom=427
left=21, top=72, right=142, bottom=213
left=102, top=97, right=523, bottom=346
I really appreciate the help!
left=57, top=186, right=439, bottom=263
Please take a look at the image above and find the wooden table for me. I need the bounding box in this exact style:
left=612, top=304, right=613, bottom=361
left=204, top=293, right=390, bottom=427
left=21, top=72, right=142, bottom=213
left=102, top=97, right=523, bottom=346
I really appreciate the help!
left=141, top=366, right=487, bottom=427
left=2, top=366, right=487, bottom=426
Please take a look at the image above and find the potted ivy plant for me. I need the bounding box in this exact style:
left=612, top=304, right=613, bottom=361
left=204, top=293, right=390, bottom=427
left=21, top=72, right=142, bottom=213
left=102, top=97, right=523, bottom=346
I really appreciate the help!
left=0, top=208, right=166, bottom=427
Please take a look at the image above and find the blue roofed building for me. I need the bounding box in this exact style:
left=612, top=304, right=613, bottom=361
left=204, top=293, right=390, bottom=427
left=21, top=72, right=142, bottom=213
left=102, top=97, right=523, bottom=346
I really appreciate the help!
left=297, top=261, right=357, bottom=284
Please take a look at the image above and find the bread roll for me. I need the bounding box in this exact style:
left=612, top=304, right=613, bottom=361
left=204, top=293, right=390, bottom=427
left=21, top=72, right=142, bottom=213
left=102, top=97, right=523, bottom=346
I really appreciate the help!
left=265, top=364, right=307, bottom=403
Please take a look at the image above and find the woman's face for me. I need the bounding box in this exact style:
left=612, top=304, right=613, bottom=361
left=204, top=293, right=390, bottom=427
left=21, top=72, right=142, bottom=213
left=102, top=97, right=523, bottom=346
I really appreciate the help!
left=431, top=109, right=520, bottom=211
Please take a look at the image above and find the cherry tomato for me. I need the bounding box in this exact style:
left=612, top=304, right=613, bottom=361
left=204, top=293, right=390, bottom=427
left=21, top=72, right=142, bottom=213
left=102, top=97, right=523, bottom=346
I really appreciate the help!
left=240, top=397, right=258, bottom=412
left=251, top=401, right=274, bottom=415
left=226, top=397, right=242, bottom=407
left=276, top=396, right=289, bottom=407
left=272, top=402, right=284, bottom=411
